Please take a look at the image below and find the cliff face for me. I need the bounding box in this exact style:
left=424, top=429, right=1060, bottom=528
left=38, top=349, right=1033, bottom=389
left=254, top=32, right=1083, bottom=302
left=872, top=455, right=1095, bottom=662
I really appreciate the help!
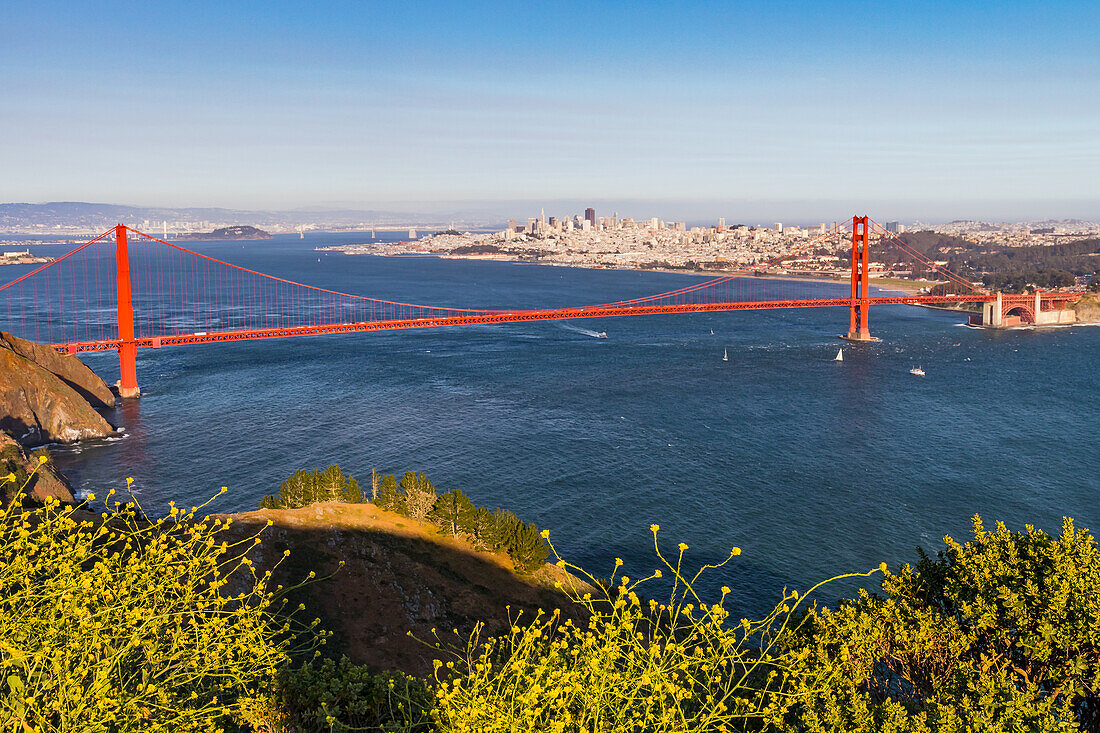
left=1073, top=292, right=1100, bottom=323
left=0, top=429, right=74, bottom=504
left=0, top=332, right=116, bottom=445
left=0, top=333, right=114, bottom=409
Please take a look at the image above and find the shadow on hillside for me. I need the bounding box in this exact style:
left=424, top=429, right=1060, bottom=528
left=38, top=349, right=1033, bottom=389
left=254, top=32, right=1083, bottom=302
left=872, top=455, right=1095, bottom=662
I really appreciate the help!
left=228, top=518, right=587, bottom=676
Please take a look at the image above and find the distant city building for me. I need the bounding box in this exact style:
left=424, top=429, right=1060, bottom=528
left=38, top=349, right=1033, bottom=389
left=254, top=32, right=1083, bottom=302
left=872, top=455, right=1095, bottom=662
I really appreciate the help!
left=775, top=222, right=783, bottom=233
left=585, top=208, right=596, bottom=227
left=885, top=221, right=900, bottom=234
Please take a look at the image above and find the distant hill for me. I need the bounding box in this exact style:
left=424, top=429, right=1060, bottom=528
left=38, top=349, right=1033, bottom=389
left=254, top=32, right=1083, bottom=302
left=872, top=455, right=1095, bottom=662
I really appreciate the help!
left=176, top=225, right=271, bottom=241
left=0, top=201, right=475, bottom=232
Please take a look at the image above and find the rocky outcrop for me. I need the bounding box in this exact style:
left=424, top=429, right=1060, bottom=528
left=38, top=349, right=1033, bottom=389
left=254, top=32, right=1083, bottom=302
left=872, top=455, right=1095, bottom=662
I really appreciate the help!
left=0, top=429, right=74, bottom=504
left=0, top=331, right=116, bottom=445
left=1073, top=292, right=1100, bottom=323
left=0, top=332, right=114, bottom=408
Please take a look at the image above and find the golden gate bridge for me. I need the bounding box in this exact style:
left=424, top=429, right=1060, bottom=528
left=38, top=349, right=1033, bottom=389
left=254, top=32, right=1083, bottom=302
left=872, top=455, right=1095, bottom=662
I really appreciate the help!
left=0, top=216, right=1080, bottom=398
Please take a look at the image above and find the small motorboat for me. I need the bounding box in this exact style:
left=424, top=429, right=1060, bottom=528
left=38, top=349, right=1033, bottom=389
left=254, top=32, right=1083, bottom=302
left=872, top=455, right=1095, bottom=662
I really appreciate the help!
left=909, top=366, right=926, bottom=376
left=596, top=331, right=607, bottom=339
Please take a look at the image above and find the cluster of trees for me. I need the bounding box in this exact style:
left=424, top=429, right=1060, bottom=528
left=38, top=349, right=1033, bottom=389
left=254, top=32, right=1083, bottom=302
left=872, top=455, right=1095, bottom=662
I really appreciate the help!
left=372, top=470, right=549, bottom=573
left=258, top=466, right=549, bottom=574
left=259, top=465, right=362, bottom=509
left=892, top=231, right=1100, bottom=293
left=981, top=268, right=1077, bottom=292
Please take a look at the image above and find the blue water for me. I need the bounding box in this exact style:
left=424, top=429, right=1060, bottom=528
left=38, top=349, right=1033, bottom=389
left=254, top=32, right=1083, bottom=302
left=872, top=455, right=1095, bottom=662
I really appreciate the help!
left=10, top=233, right=1099, bottom=614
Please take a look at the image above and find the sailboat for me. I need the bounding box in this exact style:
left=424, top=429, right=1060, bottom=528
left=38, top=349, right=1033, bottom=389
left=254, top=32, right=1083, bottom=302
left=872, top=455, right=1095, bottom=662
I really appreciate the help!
left=722, top=348, right=728, bottom=362
left=834, top=348, right=843, bottom=362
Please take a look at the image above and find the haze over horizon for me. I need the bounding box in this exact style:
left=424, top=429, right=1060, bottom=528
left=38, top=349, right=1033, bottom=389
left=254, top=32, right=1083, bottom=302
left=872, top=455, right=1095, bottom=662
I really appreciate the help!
left=3, top=1, right=1098, bottom=221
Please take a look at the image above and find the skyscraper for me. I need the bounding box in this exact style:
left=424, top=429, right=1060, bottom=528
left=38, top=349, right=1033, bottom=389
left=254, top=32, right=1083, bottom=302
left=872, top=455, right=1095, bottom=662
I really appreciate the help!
left=585, top=208, right=596, bottom=227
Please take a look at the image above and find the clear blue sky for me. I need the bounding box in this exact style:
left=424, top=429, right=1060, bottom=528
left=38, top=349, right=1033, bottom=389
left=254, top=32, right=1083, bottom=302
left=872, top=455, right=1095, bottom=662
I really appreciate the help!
left=2, top=1, right=1098, bottom=221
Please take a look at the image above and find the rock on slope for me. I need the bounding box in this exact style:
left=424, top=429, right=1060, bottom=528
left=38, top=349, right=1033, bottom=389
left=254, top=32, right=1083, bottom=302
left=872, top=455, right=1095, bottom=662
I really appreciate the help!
left=0, top=331, right=116, bottom=445
left=0, top=429, right=74, bottom=504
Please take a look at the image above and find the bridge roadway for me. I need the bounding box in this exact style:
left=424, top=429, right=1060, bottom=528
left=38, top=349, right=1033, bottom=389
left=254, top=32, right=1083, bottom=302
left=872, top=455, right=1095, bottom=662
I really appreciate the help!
left=53, top=293, right=998, bottom=354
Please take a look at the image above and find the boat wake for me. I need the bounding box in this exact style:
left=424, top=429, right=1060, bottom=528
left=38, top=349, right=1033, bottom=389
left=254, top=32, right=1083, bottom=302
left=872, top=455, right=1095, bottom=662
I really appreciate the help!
left=558, top=323, right=607, bottom=339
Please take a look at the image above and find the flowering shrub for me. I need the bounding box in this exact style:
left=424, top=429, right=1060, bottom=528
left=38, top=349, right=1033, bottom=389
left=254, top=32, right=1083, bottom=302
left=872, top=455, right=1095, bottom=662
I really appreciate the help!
left=0, top=470, right=313, bottom=733
left=780, top=516, right=1100, bottom=732
left=432, top=525, right=881, bottom=732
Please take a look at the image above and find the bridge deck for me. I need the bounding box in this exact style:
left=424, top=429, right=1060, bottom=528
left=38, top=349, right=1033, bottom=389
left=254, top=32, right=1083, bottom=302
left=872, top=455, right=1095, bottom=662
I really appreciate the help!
left=53, top=294, right=1007, bottom=353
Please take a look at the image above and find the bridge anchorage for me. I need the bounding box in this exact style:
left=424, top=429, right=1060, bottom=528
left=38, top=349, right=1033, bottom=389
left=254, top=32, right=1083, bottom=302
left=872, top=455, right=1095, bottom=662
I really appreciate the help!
left=0, top=217, right=1082, bottom=398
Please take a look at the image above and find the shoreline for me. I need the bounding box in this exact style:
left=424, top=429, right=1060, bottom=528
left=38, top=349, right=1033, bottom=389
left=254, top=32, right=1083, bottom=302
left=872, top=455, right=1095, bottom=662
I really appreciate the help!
left=334, top=246, right=930, bottom=295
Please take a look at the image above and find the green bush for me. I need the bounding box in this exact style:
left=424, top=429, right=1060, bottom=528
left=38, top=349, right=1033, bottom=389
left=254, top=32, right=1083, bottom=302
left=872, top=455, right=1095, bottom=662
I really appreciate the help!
left=0, top=476, right=314, bottom=733
left=781, top=515, right=1100, bottom=732
left=246, top=657, right=434, bottom=733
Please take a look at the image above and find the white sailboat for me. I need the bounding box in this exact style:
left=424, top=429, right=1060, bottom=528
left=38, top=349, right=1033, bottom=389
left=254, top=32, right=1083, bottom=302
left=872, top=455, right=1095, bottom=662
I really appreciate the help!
left=834, top=348, right=843, bottom=362
left=722, top=348, right=728, bottom=362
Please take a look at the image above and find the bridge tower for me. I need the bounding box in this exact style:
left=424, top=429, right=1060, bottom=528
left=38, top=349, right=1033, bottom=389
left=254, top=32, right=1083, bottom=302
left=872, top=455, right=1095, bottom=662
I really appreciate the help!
left=843, top=215, right=878, bottom=342
left=114, top=224, right=140, bottom=398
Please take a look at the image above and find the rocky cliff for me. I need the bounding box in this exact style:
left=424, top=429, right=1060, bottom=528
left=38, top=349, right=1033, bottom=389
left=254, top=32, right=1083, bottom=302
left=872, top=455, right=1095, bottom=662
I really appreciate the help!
left=0, top=331, right=116, bottom=445
left=0, top=429, right=74, bottom=504
left=1073, top=292, right=1100, bottom=323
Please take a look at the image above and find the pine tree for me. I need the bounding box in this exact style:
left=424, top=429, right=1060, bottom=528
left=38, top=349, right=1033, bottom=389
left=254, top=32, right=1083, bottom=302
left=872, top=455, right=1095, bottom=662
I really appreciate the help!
left=403, top=471, right=438, bottom=522
left=375, top=474, right=403, bottom=514
left=466, top=506, right=496, bottom=544
left=318, top=465, right=345, bottom=502
left=432, top=489, right=477, bottom=536
left=482, top=508, right=522, bottom=551
left=509, top=521, right=550, bottom=574
left=343, top=474, right=362, bottom=504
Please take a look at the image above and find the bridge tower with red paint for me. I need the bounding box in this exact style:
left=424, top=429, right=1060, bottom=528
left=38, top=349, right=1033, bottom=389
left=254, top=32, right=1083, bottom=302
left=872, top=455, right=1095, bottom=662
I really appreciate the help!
left=843, top=215, right=879, bottom=342
left=114, top=224, right=140, bottom=398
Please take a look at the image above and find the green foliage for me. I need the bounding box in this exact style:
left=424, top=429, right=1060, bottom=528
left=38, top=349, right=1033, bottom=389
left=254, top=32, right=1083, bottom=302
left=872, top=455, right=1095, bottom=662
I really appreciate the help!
left=367, top=472, right=551, bottom=575
left=375, top=473, right=404, bottom=514
left=244, top=657, right=433, bottom=733
left=401, top=471, right=438, bottom=521
left=0, top=476, right=309, bottom=733
left=480, top=508, right=521, bottom=552
left=432, top=489, right=477, bottom=537
left=465, top=506, right=496, bottom=543
left=259, top=465, right=363, bottom=510
left=781, top=515, right=1100, bottom=732
left=507, top=521, right=550, bottom=574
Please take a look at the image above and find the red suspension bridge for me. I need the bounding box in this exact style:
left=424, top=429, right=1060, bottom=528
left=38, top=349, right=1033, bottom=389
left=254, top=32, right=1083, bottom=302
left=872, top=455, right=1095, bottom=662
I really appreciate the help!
left=0, top=216, right=1080, bottom=398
